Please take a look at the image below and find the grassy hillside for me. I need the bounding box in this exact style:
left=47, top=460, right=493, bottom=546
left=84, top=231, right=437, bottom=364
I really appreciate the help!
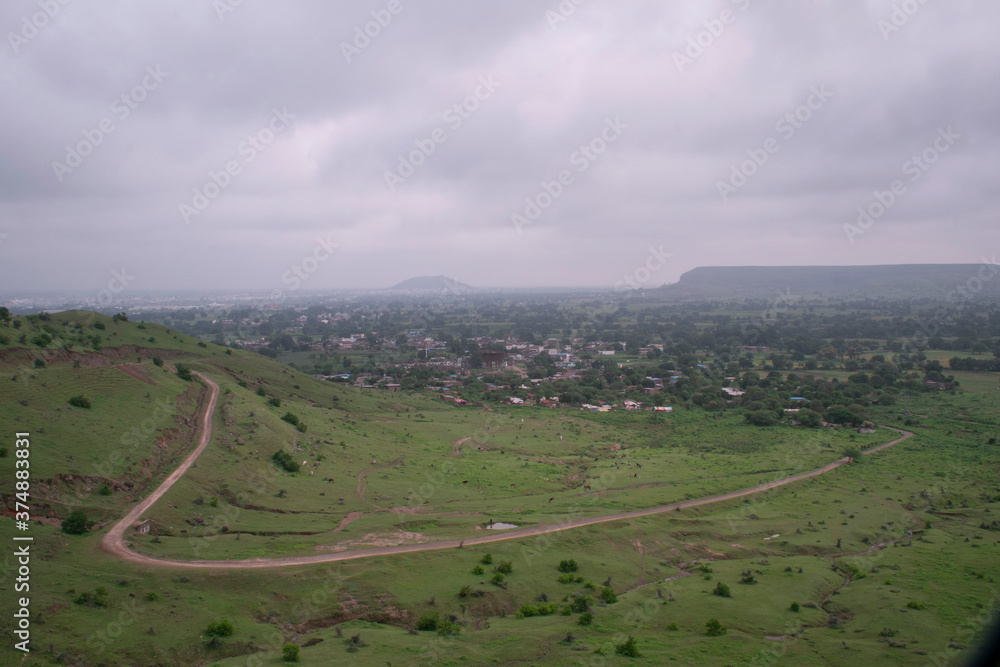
left=1, top=312, right=998, bottom=665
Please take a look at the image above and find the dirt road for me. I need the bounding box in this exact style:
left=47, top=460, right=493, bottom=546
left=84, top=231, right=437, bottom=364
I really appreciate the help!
left=102, top=374, right=914, bottom=570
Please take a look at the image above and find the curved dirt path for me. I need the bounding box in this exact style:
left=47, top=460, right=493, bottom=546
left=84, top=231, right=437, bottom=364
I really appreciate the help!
left=103, top=378, right=913, bottom=569
left=101, top=372, right=220, bottom=561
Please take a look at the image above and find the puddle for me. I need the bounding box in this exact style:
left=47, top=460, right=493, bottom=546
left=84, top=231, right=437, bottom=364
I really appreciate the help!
left=486, top=522, right=518, bottom=530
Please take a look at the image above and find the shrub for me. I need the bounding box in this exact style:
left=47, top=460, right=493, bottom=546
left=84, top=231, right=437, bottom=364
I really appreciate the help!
left=205, top=619, right=234, bottom=637
left=599, top=587, right=618, bottom=604
left=491, top=573, right=506, bottom=586
left=558, top=559, right=579, bottom=573
left=494, top=560, right=513, bottom=574
left=712, top=582, right=731, bottom=598
left=98, top=484, right=112, bottom=496
left=282, top=643, right=300, bottom=662
left=268, top=397, right=281, bottom=408
left=907, top=601, right=926, bottom=610
left=571, top=596, right=592, bottom=613
left=615, top=635, right=640, bottom=657
left=437, top=619, right=460, bottom=636
left=706, top=618, right=727, bottom=636
left=271, top=450, right=300, bottom=473
left=62, top=510, right=89, bottom=534
left=31, top=333, right=52, bottom=347
left=175, top=364, right=193, bottom=382
left=789, top=601, right=800, bottom=612
left=578, top=612, right=593, bottom=626
left=68, top=395, right=92, bottom=409
left=667, top=622, right=679, bottom=631
left=558, top=573, right=575, bottom=584
left=146, top=591, right=160, bottom=601
left=152, top=357, right=164, bottom=367
left=458, top=585, right=473, bottom=598
left=416, top=612, right=439, bottom=631
left=33, top=359, right=45, bottom=369
left=472, top=564, right=484, bottom=575
left=257, top=387, right=267, bottom=397
left=740, top=571, right=757, bottom=585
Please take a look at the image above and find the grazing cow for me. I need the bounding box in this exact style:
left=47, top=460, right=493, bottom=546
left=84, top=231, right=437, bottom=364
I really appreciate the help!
left=583, top=484, right=591, bottom=490
left=477, top=486, right=483, bottom=493
left=462, top=480, right=469, bottom=484
left=549, top=497, right=554, bottom=503
left=510, top=483, right=516, bottom=488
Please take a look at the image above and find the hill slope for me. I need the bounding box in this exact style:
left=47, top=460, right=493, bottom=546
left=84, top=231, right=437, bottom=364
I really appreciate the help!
left=659, top=264, right=1000, bottom=299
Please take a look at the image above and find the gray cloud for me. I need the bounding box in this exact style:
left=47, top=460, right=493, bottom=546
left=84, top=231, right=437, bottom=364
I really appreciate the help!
left=1, top=0, right=997, bottom=294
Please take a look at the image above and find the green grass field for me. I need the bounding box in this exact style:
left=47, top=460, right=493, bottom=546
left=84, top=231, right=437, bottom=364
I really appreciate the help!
left=1, top=314, right=998, bottom=665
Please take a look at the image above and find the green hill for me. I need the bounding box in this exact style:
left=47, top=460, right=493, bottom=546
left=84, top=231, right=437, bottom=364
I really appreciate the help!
left=661, top=264, right=1000, bottom=299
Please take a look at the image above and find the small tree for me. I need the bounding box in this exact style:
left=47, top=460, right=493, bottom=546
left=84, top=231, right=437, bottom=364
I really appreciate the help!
left=416, top=612, right=439, bottom=631
left=68, top=395, right=92, bottom=409
left=706, top=618, right=727, bottom=636
left=282, top=643, right=300, bottom=662
left=176, top=364, right=193, bottom=382
left=62, top=510, right=89, bottom=534
left=205, top=619, right=234, bottom=637
left=712, top=582, right=731, bottom=598
left=843, top=446, right=862, bottom=463
left=558, top=559, right=579, bottom=573
left=615, top=635, right=640, bottom=657
left=599, top=587, right=618, bottom=604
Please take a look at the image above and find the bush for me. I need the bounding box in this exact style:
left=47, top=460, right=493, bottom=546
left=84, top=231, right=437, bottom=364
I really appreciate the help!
left=416, top=612, right=439, bottom=631
left=437, top=619, right=460, bottom=636
left=746, top=409, right=778, bottom=426
left=271, top=450, right=300, bottom=473
left=175, top=364, right=193, bottom=382
left=62, top=510, right=89, bottom=534
left=494, top=560, right=513, bottom=575
left=599, top=587, right=618, bottom=604
left=31, top=333, right=52, bottom=347
left=33, top=359, right=45, bottom=369
left=68, top=395, right=92, bottom=409
left=282, top=643, right=300, bottom=662
left=257, top=386, right=267, bottom=396
left=268, top=397, right=281, bottom=408
left=789, top=601, right=800, bottom=612
left=615, top=635, right=640, bottom=657
left=481, top=554, right=493, bottom=565
left=205, top=619, right=234, bottom=637
left=712, top=582, right=731, bottom=598
left=146, top=592, right=160, bottom=601
left=558, top=573, right=575, bottom=584
left=706, top=618, right=727, bottom=636
left=906, top=601, right=926, bottom=610
left=558, top=559, right=579, bottom=573
left=472, top=565, right=484, bottom=575
left=98, top=484, right=112, bottom=496
left=491, top=573, right=506, bottom=586
left=152, top=357, right=164, bottom=367
left=571, top=596, right=592, bottom=613
left=93, top=321, right=106, bottom=330
left=578, top=612, right=593, bottom=626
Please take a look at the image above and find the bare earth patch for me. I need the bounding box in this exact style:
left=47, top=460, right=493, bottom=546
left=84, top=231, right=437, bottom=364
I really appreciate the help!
left=317, top=531, right=426, bottom=553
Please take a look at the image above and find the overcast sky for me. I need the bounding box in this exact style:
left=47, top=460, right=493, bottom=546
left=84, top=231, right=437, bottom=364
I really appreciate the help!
left=0, top=0, right=997, bottom=295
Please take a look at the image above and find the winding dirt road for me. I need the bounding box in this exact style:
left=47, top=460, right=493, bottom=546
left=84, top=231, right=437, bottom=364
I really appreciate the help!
left=102, top=373, right=914, bottom=570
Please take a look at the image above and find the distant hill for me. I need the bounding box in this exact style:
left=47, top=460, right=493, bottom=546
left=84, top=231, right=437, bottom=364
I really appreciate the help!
left=658, top=264, right=1000, bottom=300
left=388, top=276, right=472, bottom=292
